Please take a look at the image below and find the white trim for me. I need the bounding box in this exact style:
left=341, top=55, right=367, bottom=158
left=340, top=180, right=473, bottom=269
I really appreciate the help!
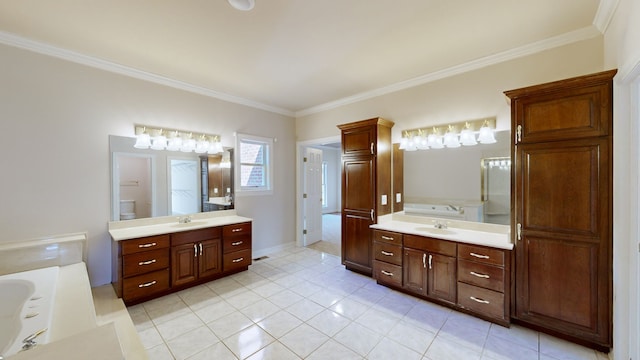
left=593, top=0, right=621, bottom=33
left=295, top=26, right=601, bottom=117
left=0, top=31, right=294, bottom=117
left=252, top=241, right=296, bottom=259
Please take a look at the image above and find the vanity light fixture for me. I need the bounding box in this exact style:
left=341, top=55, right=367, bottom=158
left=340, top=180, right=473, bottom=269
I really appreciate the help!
left=399, top=117, right=497, bottom=151
left=134, top=125, right=223, bottom=154
left=228, top=0, right=255, bottom=11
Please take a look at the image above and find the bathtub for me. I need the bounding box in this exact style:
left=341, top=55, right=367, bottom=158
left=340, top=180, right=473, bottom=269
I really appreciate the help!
left=0, top=266, right=59, bottom=357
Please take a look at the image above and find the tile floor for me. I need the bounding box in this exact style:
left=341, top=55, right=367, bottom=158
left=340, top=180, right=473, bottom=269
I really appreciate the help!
left=128, top=246, right=609, bottom=360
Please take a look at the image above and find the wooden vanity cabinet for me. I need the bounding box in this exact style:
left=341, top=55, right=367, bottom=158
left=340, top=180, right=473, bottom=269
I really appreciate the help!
left=222, top=222, right=252, bottom=272
left=457, top=244, right=510, bottom=326
left=403, top=235, right=457, bottom=305
left=372, top=230, right=403, bottom=287
left=338, top=118, right=393, bottom=275
left=112, top=234, right=171, bottom=303
left=171, top=227, right=222, bottom=288
left=505, top=70, right=615, bottom=350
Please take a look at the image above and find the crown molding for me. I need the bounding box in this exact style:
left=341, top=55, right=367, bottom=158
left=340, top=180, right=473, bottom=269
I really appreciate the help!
left=295, top=26, right=601, bottom=117
left=593, top=0, right=620, bottom=33
left=0, top=31, right=295, bottom=117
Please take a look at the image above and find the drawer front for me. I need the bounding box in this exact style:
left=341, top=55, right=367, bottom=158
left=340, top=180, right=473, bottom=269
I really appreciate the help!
left=457, top=259, right=505, bottom=292
left=121, top=235, right=170, bottom=255
left=458, top=244, right=505, bottom=266
left=123, top=269, right=170, bottom=300
left=373, top=260, right=402, bottom=288
left=373, top=241, right=402, bottom=265
left=223, top=222, right=252, bottom=238
left=123, top=248, right=170, bottom=278
left=404, top=234, right=456, bottom=256
left=223, top=236, right=252, bottom=254
left=457, top=282, right=505, bottom=321
left=372, top=230, right=403, bottom=245
left=172, top=227, right=221, bottom=246
left=223, top=249, right=252, bottom=271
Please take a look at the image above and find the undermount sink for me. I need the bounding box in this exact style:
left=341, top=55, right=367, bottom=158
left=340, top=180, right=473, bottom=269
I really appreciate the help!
left=171, top=221, right=208, bottom=228
left=415, top=227, right=457, bottom=235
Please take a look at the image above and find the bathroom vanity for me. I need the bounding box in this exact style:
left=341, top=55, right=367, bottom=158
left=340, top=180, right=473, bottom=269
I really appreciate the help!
left=371, top=213, right=512, bottom=326
left=109, top=211, right=252, bottom=305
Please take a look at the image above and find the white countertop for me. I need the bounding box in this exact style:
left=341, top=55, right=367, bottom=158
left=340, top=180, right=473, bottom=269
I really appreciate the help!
left=108, top=210, right=252, bottom=241
left=371, top=213, right=513, bottom=250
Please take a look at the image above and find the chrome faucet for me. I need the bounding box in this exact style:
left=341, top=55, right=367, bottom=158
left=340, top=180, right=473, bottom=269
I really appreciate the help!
left=178, top=216, right=192, bottom=224
left=434, top=220, right=448, bottom=229
left=21, top=328, right=47, bottom=351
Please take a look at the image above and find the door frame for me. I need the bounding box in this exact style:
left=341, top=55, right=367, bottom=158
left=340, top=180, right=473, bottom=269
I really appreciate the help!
left=295, top=136, right=341, bottom=247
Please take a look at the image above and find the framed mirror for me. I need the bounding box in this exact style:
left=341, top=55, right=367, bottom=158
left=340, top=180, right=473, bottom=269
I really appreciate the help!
left=110, top=135, right=234, bottom=221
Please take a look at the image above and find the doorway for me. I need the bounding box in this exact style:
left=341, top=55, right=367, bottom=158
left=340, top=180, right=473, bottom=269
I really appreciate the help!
left=296, top=137, right=342, bottom=256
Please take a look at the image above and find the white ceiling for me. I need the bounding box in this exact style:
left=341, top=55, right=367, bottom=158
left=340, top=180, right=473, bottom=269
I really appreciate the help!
left=0, top=0, right=611, bottom=116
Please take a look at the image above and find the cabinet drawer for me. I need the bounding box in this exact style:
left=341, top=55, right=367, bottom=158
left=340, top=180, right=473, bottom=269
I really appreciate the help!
left=457, top=259, right=505, bottom=292
left=123, top=269, right=170, bottom=300
left=373, top=242, right=402, bottom=265
left=123, top=248, right=170, bottom=278
left=223, top=222, right=252, bottom=238
left=172, top=227, right=221, bottom=246
left=121, top=235, right=170, bottom=255
left=223, top=236, right=251, bottom=254
left=372, top=230, right=403, bottom=245
left=223, top=249, right=252, bottom=271
left=373, top=260, right=402, bottom=288
left=404, top=235, right=456, bottom=256
left=458, top=282, right=505, bottom=321
left=458, top=244, right=505, bottom=266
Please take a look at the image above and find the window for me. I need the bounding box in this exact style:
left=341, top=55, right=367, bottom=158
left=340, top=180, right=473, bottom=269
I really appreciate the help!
left=236, top=133, right=273, bottom=195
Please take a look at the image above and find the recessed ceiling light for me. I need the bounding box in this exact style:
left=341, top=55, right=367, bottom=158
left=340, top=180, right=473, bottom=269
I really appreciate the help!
left=228, top=0, right=255, bottom=11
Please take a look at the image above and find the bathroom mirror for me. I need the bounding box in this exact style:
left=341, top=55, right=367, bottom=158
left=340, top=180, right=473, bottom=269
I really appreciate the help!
left=109, top=135, right=234, bottom=221
left=402, top=130, right=510, bottom=224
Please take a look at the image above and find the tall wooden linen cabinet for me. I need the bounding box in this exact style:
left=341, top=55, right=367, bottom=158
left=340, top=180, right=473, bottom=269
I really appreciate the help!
left=338, top=118, right=393, bottom=275
left=505, top=69, right=616, bottom=350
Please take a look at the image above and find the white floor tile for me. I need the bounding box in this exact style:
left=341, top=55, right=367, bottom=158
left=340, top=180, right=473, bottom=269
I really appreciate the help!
left=278, top=324, right=329, bottom=358
left=156, top=312, right=205, bottom=341
left=329, top=297, right=370, bottom=320
left=368, top=337, right=422, bottom=360
left=539, top=333, right=599, bottom=360
left=223, top=324, right=275, bottom=360
left=166, top=325, right=219, bottom=360
left=307, top=309, right=351, bottom=337
left=285, top=298, right=325, bottom=321
left=187, top=342, right=237, bottom=360
left=387, top=320, right=436, bottom=354
left=207, top=311, right=254, bottom=340
left=425, top=335, right=482, bottom=360
left=333, top=321, right=383, bottom=356
left=257, top=310, right=303, bottom=338
left=306, top=339, right=363, bottom=360
left=239, top=298, right=280, bottom=322
left=246, top=341, right=301, bottom=360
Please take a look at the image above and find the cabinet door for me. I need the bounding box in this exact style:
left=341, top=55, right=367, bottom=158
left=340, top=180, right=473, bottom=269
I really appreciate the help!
left=514, top=138, right=610, bottom=345
left=171, top=243, right=197, bottom=287
left=342, top=157, right=375, bottom=213
left=342, top=211, right=373, bottom=274
left=341, top=125, right=376, bottom=157
left=403, top=248, right=427, bottom=296
left=199, top=239, right=222, bottom=278
left=427, top=253, right=457, bottom=304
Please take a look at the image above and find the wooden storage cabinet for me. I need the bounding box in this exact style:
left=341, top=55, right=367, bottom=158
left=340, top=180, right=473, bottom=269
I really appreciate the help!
left=372, top=230, right=403, bottom=287
left=223, top=222, right=252, bottom=272
left=506, top=70, right=614, bottom=350
left=339, top=118, right=393, bottom=275
left=112, top=221, right=252, bottom=305
left=403, top=235, right=457, bottom=305
left=112, top=234, right=171, bottom=303
left=457, top=244, right=510, bottom=325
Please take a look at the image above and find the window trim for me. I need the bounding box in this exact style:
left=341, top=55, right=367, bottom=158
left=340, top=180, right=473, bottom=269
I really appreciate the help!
left=235, top=133, right=274, bottom=196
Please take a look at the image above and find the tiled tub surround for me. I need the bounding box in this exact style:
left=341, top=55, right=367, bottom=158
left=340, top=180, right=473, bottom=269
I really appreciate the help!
left=0, top=233, right=136, bottom=359
left=129, top=245, right=607, bottom=360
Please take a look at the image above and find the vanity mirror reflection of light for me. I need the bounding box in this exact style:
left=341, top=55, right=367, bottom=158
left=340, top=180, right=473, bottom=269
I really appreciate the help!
left=402, top=130, right=510, bottom=224
left=109, top=135, right=234, bottom=221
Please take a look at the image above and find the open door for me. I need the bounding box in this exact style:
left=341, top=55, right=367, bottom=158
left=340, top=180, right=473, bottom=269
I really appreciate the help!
left=304, top=147, right=323, bottom=245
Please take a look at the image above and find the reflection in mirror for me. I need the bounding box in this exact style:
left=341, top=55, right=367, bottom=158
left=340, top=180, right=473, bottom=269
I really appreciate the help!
left=481, top=157, right=511, bottom=225
left=403, top=130, right=510, bottom=224
left=110, top=135, right=234, bottom=221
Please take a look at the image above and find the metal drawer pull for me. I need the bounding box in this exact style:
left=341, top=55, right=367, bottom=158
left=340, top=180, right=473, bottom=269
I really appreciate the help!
left=470, top=271, right=490, bottom=279
left=232, top=228, right=242, bottom=233
left=232, top=257, right=244, bottom=263
left=470, top=296, right=490, bottom=304
left=232, top=241, right=243, bottom=246
left=470, top=252, right=490, bottom=259
left=428, top=254, right=432, bottom=269
left=381, top=235, right=394, bottom=241
left=194, top=244, right=198, bottom=257
left=199, top=243, right=203, bottom=256
left=381, top=270, right=393, bottom=276
left=381, top=250, right=394, bottom=256
left=138, top=259, right=157, bottom=266
left=138, top=280, right=157, bottom=288
left=138, top=242, right=156, bottom=248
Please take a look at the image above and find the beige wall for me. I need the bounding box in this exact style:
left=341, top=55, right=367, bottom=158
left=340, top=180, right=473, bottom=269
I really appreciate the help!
left=604, top=0, right=640, bottom=359
left=0, top=43, right=296, bottom=286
